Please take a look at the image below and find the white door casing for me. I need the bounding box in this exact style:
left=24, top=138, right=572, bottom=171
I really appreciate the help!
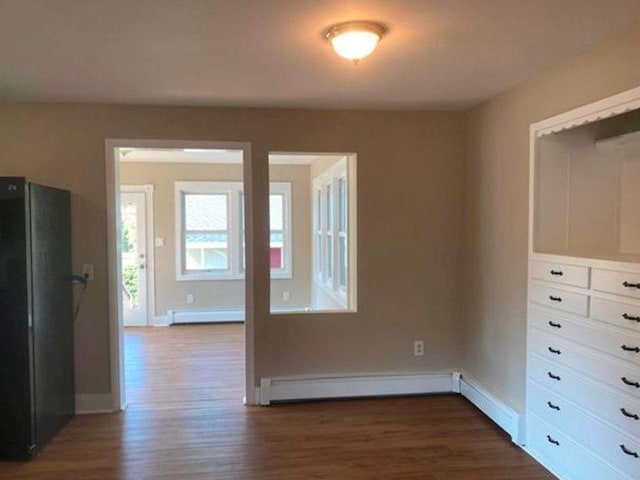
left=107, top=140, right=255, bottom=411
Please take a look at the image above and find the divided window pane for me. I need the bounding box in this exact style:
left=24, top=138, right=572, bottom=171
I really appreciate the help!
left=177, top=182, right=292, bottom=279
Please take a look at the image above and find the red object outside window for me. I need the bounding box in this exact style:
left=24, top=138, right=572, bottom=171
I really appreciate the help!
left=270, top=247, right=282, bottom=269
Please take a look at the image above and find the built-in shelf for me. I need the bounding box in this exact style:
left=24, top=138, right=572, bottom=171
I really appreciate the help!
left=595, top=129, right=640, bottom=155
left=533, top=106, right=640, bottom=265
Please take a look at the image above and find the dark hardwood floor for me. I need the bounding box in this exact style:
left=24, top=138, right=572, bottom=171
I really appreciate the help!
left=0, top=324, right=553, bottom=479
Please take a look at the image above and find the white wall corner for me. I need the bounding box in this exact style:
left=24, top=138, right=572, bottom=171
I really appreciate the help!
left=451, top=371, right=462, bottom=393
left=75, top=394, right=115, bottom=415
left=260, top=378, right=272, bottom=406
left=459, top=372, right=522, bottom=445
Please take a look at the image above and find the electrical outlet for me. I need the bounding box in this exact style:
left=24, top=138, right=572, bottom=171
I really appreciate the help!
left=283, top=291, right=290, bottom=301
left=414, top=340, right=424, bottom=357
left=186, top=293, right=194, bottom=304
left=82, top=264, right=94, bottom=281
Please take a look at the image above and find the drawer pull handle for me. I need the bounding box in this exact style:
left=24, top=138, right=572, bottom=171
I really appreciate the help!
left=548, top=347, right=561, bottom=355
left=547, top=372, right=561, bottom=381
left=550, top=270, right=564, bottom=276
left=548, top=321, right=562, bottom=328
left=621, top=345, right=640, bottom=353
left=623, top=313, right=640, bottom=323
left=547, top=401, right=560, bottom=411
left=546, top=435, right=560, bottom=446
left=621, top=377, right=640, bottom=388
left=620, top=445, right=639, bottom=458
left=549, top=296, right=562, bottom=302
left=620, top=408, right=640, bottom=420
left=622, top=281, right=640, bottom=289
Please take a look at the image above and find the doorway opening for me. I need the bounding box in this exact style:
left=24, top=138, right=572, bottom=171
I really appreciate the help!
left=106, top=140, right=255, bottom=410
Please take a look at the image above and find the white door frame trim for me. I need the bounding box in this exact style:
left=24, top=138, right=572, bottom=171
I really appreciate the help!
left=120, top=184, right=155, bottom=326
left=105, top=139, right=255, bottom=411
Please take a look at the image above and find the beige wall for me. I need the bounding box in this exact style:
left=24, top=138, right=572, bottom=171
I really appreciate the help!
left=0, top=104, right=465, bottom=395
left=120, top=162, right=312, bottom=316
left=462, top=23, right=640, bottom=410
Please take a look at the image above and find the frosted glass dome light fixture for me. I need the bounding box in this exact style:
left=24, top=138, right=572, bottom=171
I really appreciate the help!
left=324, top=21, right=387, bottom=64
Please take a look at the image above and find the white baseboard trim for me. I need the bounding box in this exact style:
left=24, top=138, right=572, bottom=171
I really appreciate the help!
left=459, top=373, right=523, bottom=445
left=259, top=371, right=457, bottom=406
left=168, top=309, right=245, bottom=324
left=75, top=394, right=114, bottom=414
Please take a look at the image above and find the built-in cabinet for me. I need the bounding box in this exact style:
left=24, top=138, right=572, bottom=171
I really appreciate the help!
left=526, top=87, right=640, bottom=480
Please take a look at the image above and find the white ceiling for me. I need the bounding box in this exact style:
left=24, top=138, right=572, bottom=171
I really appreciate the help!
left=1, top=0, right=639, bottom=110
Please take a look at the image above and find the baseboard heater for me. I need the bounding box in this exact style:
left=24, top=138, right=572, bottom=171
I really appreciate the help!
left=168, top=306, right=312, bottom=324
left=258, top=371, right=523, bottom=445
left=168, top=309, right=245, bottom=324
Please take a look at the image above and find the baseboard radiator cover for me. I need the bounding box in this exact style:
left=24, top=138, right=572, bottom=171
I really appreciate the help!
left=168, top=309, right=245, bottom=324
left=258, top=371, right=521, bottom=444
left=458, top=373, right=523, bottom=445
left=259, top=372, right=457, bottom=406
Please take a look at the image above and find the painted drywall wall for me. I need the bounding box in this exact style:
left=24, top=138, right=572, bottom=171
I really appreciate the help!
left=0, top=104, right=465, bottom=395
left=462, top=22, right=640, bottom=410
left=119, top=162, right=312, bottom=317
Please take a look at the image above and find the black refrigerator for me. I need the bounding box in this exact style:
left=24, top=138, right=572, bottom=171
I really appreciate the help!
left=0, top=177, right=74, bottom=459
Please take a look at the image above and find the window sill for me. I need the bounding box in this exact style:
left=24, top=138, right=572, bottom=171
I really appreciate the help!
left=177, top=272, right=244, bottom=281
left=176, top=271, right=293, bottom=281
left=313, top=278, right=348, bottom=310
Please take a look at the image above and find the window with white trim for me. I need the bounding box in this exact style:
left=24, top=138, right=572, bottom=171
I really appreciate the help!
left=176, top=181, right=292, bottom=280
left=313, top=158, right=352, bottom=307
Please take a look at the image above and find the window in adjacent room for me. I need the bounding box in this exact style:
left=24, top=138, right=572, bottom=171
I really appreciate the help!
left=176, top=181, right=291, bottom=280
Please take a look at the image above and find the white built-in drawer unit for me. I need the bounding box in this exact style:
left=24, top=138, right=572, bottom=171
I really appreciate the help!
left=527, top=257, right=640, bottom=479
left=529, top=307, right=640, bottom=366
left=529, top=354, right=640, bottom=440
left=528, top=382, right=640, bottom=479
left=529, top=329, right=640, bottom=397
left=527, top=413, right=628, bottom=480
left=592, top=269, right=640, bottom=300
left=592, top=298, right=640, bottom=333
left=528, top=89, right=640, bottom=479
left=530, top=260, right=590, bottom=288
left=529, top=284, right=589, bottom=317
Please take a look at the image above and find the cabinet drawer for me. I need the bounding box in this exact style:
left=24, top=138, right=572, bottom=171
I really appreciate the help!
left=529, top=307, right=640, bottom=366
left=529, top=330, right=640, bottom=399
left=527, top=413, right=625, bottom=480
left=528, top=354, right=640, bottom=440
left=529, top=284, right=589, bottom=316
left=528, top=383, right=640, bottom=479
left=593, top=269, right=640, bottom=300
left=530, top=260, right=590, bottom=288
left=592, top=298, right=640, bottom=334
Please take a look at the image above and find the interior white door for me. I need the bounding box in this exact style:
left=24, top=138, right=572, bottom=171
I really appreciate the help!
left=121, top=191, right=148, bottom=326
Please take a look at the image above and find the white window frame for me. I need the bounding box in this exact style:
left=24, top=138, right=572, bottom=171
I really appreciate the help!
left=175, top=181, right=292, bottom=281
left=267, top=182, right=293, bottom=279
left=312, top=157, right=354, bottom=308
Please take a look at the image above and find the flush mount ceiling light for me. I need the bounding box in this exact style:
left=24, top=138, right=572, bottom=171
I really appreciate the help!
left=324, top=21, right=388, bottom=64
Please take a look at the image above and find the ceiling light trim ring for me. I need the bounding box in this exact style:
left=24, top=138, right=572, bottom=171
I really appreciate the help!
left=323, top=21, right=388, bottom=41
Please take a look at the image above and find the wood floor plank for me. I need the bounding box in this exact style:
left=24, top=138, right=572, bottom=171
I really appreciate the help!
left=0, top=324, right=553, bottom=479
